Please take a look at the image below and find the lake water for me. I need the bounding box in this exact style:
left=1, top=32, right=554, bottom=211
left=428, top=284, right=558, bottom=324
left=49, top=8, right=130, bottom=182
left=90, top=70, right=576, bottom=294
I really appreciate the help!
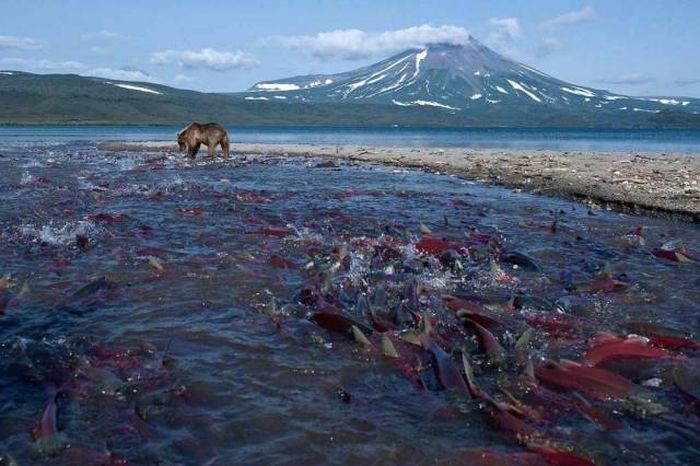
left=0, top=134, right=699, bottom=465
left=1, top=125, right=700, bottom=153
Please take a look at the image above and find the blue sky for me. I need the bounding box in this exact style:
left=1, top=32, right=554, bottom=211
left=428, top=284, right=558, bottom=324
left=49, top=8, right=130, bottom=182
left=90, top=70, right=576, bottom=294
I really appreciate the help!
left=1, top=0, right=699, bottom=97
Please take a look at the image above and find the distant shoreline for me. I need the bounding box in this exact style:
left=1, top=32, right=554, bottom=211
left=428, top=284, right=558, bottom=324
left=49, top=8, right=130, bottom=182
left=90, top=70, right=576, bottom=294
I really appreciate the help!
left=97, top=141, right=700, bottom=222
left=3, top=123, right=700, bottom=131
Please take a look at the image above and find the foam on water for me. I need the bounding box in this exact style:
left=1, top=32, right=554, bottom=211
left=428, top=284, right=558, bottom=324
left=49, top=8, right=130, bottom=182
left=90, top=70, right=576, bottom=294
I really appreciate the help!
left=18, top=220, right=100, bottom=247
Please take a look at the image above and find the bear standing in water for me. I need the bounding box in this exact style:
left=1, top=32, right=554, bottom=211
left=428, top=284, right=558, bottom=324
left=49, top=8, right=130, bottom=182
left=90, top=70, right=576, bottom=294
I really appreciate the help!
left=177, top=122, right=230, bottom=159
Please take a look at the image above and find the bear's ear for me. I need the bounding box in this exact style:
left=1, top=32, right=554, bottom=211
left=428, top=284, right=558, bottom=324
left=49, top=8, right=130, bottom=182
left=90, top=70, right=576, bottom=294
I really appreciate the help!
left=176, top=132, right=180, bottom=137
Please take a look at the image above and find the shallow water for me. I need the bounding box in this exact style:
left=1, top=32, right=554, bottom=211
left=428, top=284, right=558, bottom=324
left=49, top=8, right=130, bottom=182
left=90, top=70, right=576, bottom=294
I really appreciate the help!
left=2, top=125, right=700, bottom=153
left=0, top=143, right=699, bottom=465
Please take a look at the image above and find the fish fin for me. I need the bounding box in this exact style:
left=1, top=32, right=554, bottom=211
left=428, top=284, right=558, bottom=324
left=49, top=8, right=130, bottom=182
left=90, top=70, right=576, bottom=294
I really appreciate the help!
left=461, top=349, right=480, bottom=398
left=676, top=249, right=695, bottom=263
left=400, top=329, right=422, bottom=346
left=515, top=328, right=534, bottom=352
left=559, top=358, right=582, bottom=368
left=524, top=356, right=535, bottom=381
left=148, top=256, right=164, bottom=272
left=20, top=281, right=31, bottom=296
left=419, top=223, right=432, bottom=236
left=262, top=298, right=277, bottom=317
left=351, top=325, right=372, bottom=346
left=421, top=312, right=433, bottom=336
left=381, top=335, right=399, bottom=359
left=417, top=332, right=432, bottom=349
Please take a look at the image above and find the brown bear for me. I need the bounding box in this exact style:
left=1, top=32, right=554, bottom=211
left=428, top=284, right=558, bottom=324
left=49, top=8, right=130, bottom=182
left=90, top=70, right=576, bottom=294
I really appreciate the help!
left=177, top=122, right=230, bottom=159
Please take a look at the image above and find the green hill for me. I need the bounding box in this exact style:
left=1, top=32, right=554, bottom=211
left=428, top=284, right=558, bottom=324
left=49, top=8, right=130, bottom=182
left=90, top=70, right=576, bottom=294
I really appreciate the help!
left=0, top=71, right=698, bottom=128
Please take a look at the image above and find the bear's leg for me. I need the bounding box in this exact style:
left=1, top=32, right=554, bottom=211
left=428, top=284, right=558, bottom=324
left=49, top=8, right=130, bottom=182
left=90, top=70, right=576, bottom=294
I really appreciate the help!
left=220, top=137, right=230, bottom=159
left=207, top=143, right=216, bottom=158
left=188, top=143, right=200, bottom=158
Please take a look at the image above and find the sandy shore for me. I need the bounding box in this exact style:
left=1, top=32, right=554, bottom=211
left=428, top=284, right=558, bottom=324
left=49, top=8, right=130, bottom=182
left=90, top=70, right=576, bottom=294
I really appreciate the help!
left=97, top=141, right=700, bottom=222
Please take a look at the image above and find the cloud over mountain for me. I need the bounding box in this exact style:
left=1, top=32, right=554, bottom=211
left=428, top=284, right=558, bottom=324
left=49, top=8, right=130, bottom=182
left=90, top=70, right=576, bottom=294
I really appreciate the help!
left=535, top=37, right=564, bottom=57
left=595, top=74, right=656, bottom=85
left=540, top=6, right=596, bottom=30
left=84, top=67, right=156, bottom=82
left=150, top=48, right=258, bottom=71
left=0, top=57, right=83, bottom=70
left=267, top=24, right=470, bottom=60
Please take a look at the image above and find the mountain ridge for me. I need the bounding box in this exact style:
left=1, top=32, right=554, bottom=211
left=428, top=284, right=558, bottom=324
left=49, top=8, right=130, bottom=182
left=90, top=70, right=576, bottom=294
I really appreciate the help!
left=0, top=37, right=698, bottom=127
left=243, top=38, right=699, bottom=116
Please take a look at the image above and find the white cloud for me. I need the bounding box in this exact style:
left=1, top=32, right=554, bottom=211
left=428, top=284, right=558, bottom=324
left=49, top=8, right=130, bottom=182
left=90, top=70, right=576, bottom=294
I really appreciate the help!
left=0, top=34, right=42, bottom=50
left=595, top=74, right=656, bottom=85
left=96, top=30, right=125, bottom=40
left=540, top=6, right=596, bottom=30
left=174, top=74, right=193, bottom=83
left=488, top=17, right=520, bottom=42
left=1, top=56, right=160, bottom=83
left=266, top=24, right=470, bottom=60
left=150, top=48, right=258, bottom=71
left=535, top=37, right=564, bottom=57
left=82, top=30, right=126, bottom=41
left=675, top=78, right=700, bottom=87
left=0, top=57, right=83, bottom=70
left=485, top=17, right=520, bottom=55
left=83, top=67, right=156, bottom=82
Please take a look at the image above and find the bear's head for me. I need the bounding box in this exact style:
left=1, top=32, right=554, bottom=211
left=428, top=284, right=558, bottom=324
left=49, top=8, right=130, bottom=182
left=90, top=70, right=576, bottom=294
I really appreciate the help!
left=176, top=131, right=187, bottom=151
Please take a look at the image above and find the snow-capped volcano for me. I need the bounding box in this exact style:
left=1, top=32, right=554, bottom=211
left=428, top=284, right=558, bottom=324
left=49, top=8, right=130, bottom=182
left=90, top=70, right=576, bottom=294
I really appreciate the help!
left=242, top=37, right=698, bottom=115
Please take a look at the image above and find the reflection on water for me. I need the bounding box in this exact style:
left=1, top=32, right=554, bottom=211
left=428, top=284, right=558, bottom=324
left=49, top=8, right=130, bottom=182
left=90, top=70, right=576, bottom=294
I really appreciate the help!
left=0, top=143, right=698, bottom=465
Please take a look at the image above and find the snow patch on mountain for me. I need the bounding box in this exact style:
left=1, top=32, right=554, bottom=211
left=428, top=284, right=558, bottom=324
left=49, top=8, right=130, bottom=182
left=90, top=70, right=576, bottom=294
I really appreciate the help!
left=413, top=49, right=428, bottom=79
left=641, top=98, right=690, bottom=106
left=393, top=99, right=460, bottom=110
left=112, top=83, right=162, bottom=95
left=368, top=73, right=409, bottom=97
left=518, top=63, right=552, bottom=78
left=603, top=95, right=627, bottom=101
left=412, top=99, right=459, bottom=110
left=343, top=54, right=413, bottom=97
left=561, top=86, right=596, bottom=98
left=254, top=83, right=300, bottom=92
left=507, top=80, right=541, bottom=102
left=308, top=79, right=333, bottom=88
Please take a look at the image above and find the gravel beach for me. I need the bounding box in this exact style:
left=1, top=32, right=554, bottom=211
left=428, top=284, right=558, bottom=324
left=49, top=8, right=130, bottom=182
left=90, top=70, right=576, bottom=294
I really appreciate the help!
left=97, top=141, right=700, bottom=222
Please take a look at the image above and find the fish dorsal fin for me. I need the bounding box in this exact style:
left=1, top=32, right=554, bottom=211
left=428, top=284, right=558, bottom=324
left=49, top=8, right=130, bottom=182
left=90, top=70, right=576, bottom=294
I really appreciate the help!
left=592, top=331, right=621, bottom=346
left=421, top=312, right=433, bottom=336
left=524, top=355, right=535, bottom=380
left=351, top=325, right=372, bottom=347
left=381, top=335, right=399, bottom=359
left=400, top=329, right=422, bottom=346
left=559, top=359, right=582, bottom=370
left=461, top=350, right=481, bottom=398
left=515, top=328, right=534, bottom=352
